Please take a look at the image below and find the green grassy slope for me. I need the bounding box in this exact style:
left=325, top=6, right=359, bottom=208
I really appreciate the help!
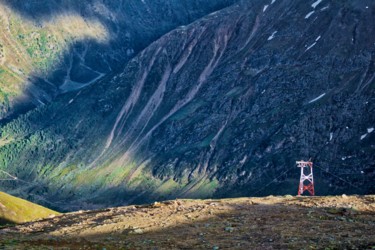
left=0, top=191, right=59, bottom=225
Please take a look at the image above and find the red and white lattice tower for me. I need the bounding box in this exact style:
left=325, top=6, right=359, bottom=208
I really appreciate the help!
left=296, top=160, right=315, bottom=196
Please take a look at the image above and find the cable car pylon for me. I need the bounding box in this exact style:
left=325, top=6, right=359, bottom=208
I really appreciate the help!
left=296, top=160, right=315, bottom=196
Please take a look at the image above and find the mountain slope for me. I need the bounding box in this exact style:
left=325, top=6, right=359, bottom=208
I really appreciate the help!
left=0, top=0, right=237, bottom=119
left=0, top=191, right=59, bottom=225
left=0, top=0, right=374, bottom=210
left=0, top=195, right=374, bottom=249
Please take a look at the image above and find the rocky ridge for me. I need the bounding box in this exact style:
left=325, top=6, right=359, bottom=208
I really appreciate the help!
left=0, top=195, right=374, bottom=249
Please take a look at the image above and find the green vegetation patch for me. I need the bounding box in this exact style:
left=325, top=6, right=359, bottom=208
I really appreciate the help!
left=153, top=178, right=181, bottom=196
left=182, top=177, right=219, bottom=199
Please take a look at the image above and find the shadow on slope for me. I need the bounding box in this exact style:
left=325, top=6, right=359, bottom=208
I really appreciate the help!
left=0, top=0, right=239, bottom=207
left=0, top=218, right=14, bottom=227
left=0, top=0, right=238, bottom=120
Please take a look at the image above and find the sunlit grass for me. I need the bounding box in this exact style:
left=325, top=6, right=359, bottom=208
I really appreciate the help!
left=0, top=191, right=59, bottom=224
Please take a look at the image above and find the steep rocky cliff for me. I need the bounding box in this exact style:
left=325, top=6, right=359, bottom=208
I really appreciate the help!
left=0, top=0, right=374, bottom=211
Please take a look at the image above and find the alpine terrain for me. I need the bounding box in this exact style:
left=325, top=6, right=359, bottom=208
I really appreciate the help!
left=0, top=0, right=374, bottom=212
left=1, top=195, right=375, bottom=249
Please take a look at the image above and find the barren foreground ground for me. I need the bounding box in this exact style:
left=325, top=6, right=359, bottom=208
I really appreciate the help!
left=0, top=195, right=374, bottom=249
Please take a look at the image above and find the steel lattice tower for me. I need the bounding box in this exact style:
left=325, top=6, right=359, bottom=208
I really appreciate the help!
left=296, top=160, right=315, bottom=196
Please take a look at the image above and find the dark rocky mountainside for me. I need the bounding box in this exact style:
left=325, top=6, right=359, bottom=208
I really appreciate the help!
left=0, top=0, right=374, bottom=211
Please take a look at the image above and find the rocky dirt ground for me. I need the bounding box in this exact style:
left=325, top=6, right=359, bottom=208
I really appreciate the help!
left=0, top=195, right=374, bottom=249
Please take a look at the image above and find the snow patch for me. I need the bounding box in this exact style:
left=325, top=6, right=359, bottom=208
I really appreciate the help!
left=208, top=10, right=219, bottom=16
left=69, top=99, right=74, bottom=104
left=342, top=156, right=354, bottom=161
left=305, top=42, right=317, bottom=51
left=359, top=127, right=374, bottom=140
left=263, top=5, right=269, bottom=12
left=305, top=11, right=315, bottom=19
left=267, top=31, right=277, bottom=41
left=240, top=156, right=247, bottom=164
left=311, top=0, right=323, bottom=9
left=36, top=99, right=45, bottom=105
left=320, top=6, right=329, bottom=11
left=308, top=93, right=326, bottom=103
left=271, top=0, right=276, bottom=4
left=329, top=132, right=333, bottom=141
left=315, top=35, right=321, bottom=41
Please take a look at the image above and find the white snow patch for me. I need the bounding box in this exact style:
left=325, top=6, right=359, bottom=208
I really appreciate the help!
left=361, top=171, right=364, bottom=174
left=360, top=134, right=367, bottom=140
left=263, top=5, right=269, bottom=12
left=37, top=99, right=45, bottom=105
left=366, top=6, right=369, bottom=9
left=308, top=93, right=326, bottom=103
left=368, top=127, right=374, bottom=133
left=271, top=0, right=276, bottom=4
left=267, top=31, right=277, bottom=41
left=315, top=35, right=321, bottom=41
left=305, top=11, right=315, bottom=19
left=312, top=0, right=323, bottom=9
left=261, top=90, right=266, bottom=94
left=69, top=99, right=74, bottom=104
left=240, top=156, right=247, bottom=164
left=320, top=6, right=329, bottom=11
left=342, top=156, right=355, bottom=160
left=305, top=42, right=317, bottom=51
left=208, top=10, right=219, bottom=16
left=329, top=132, right=333, bottom=141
